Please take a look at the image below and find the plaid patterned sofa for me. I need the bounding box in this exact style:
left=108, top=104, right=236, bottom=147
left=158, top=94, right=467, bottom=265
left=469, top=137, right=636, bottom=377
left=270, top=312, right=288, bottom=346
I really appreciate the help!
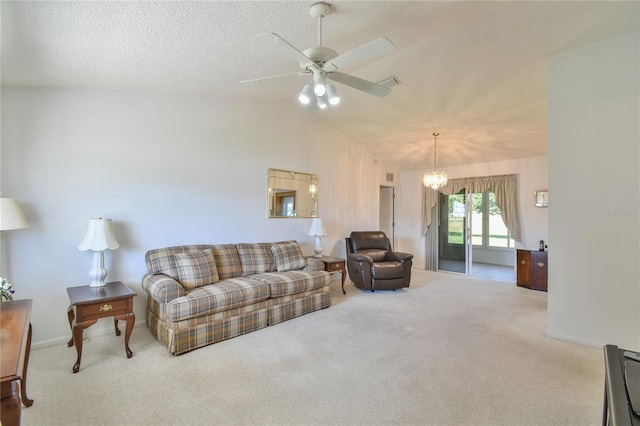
left=142, top=240, right=331, bottom=355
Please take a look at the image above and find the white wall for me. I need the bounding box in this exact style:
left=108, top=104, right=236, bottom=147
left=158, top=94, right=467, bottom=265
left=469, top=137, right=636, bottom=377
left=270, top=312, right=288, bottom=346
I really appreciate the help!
left=396, top=156, right=549, bottom=269
left=1, top=87, right=384, bottom=347
left=547, top=32, right=640, bottom=349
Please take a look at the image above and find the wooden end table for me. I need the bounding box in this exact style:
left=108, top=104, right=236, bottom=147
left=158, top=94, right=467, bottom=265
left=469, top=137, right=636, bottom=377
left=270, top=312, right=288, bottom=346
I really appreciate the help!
left=1, top=299, right=34, bottom=426
left=316, top=256, right=347, bottom=294
left=66, top=281, right=136, bottom=373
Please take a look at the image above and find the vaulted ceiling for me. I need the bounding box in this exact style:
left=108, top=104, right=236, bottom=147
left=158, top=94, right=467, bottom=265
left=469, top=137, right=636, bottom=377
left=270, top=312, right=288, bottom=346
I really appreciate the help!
left=2, top=1, right=638, bottom=171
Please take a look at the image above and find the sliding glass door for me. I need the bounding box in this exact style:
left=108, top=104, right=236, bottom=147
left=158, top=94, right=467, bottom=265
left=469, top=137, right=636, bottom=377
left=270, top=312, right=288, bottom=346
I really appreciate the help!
left=437, top=190, right=472, bottom=274
left=437, top=189, right=515, bottom=279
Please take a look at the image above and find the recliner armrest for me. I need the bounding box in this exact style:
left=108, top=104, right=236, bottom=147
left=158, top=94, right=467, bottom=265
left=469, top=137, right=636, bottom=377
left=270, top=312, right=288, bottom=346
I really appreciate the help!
left=388, top=252, right=414, bottom=262
left=348, top=253, right=374, bottom=264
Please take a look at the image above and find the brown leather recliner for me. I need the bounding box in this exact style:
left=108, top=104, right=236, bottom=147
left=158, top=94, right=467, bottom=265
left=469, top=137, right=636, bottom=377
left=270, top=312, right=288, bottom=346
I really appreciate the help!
left=345, top=231, right=413, bottom=291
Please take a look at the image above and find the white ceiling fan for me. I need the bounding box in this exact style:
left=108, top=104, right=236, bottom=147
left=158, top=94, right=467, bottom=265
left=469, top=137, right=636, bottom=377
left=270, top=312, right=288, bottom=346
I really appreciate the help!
left=240, top=2, right=396, bottom=109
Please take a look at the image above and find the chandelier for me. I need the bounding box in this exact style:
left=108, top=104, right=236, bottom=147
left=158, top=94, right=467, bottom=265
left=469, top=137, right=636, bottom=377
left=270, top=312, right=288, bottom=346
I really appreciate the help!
left=423, top=132, right=448, bottom=189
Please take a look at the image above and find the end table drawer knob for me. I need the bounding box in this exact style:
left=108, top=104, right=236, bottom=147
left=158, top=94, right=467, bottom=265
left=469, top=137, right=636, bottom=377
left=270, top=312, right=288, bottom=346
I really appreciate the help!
left=99, top=304, right=113, bottom=312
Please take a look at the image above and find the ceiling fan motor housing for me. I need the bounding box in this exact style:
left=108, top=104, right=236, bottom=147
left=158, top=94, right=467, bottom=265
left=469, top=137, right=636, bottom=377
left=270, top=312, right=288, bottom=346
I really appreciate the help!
left=301, top=46, right=338, bottom=69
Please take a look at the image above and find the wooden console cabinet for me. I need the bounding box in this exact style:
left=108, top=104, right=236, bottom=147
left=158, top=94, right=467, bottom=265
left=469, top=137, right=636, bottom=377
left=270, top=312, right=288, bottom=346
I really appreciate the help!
left=516, top=249, right=548, bottom=291
left=1, top=299, right=34, bottom=426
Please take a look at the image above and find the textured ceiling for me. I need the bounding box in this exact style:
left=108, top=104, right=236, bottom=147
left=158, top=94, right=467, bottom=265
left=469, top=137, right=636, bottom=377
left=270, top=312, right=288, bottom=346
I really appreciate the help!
left=2, top=1, right=639, bottom=171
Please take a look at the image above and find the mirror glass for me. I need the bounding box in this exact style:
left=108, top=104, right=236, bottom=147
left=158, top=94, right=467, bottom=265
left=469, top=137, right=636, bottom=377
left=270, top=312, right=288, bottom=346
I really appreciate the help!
left=535, top=190, right=548, bottom=207
left=268, top=168, right=318, bottom=218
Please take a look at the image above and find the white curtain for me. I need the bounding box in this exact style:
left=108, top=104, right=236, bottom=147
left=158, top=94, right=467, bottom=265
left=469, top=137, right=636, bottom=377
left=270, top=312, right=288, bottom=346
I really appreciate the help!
left=422, top=174, right=522, bottom=271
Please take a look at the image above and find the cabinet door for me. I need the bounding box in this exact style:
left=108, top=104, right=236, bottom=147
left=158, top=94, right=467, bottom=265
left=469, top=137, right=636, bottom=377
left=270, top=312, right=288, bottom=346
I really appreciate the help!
left=530, top=252, right=548, bottom=291
left=516, top=250, right=531, bottom=288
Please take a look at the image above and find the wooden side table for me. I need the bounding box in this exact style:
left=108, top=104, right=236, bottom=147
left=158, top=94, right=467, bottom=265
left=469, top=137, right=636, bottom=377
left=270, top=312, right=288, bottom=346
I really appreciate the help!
left=316, top=256, right=347, bottom=294
left=1, top=299, right=34, bottom=426
left=66, top=281, right=136, bottom=373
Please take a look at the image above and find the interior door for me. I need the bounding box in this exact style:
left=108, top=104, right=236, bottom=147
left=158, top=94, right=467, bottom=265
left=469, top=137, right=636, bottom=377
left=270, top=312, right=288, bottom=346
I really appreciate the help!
left=437, top=189, right=471, bottom=274
left=379, top=186, right=395, bottom=248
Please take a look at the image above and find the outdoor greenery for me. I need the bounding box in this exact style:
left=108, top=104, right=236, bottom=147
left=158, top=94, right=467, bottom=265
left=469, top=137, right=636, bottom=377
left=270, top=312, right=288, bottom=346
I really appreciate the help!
left=446, top=191, right=512, bottom=247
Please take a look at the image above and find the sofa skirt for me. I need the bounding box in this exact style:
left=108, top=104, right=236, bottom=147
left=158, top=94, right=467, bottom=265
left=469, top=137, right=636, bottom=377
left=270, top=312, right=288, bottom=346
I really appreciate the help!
left=146, top=297, right=270, bottom=355
left=146, top=285, right=331, bottom=355
left=268, top=286, right=331, bottom=325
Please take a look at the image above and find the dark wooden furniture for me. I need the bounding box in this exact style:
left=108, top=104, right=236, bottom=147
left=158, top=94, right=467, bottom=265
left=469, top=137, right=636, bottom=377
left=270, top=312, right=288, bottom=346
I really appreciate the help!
left=516, top=249, right=548, bottom=291
left=66, top=281, right=136, bottom=373
left=317, top=256, right=347, bottom=294
left=603, top=345, right=640, bottom=426
left=1, top=299, right=34, bottom=426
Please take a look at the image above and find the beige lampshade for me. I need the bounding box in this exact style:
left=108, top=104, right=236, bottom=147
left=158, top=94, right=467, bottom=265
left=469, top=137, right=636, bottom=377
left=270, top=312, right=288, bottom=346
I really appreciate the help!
left=77, top=218, right=119, bottom=251
left=0, top=198, right=29, bottom=231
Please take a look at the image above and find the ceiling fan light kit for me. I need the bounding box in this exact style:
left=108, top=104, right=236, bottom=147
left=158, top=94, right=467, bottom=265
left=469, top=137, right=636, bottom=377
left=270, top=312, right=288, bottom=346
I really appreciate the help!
left=298, top=83, right=315, bottom=104
left=241, top=2, right=396, bottom=110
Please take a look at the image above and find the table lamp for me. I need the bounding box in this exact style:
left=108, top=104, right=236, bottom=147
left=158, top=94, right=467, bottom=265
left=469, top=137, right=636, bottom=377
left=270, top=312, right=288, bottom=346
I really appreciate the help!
left=0, top=198, right=29, bottom=297
left=0, top=198, right=30, bottom=231
left=77, top=218, right=119, bottom=287
left=308, top=218, right=327, bottom=257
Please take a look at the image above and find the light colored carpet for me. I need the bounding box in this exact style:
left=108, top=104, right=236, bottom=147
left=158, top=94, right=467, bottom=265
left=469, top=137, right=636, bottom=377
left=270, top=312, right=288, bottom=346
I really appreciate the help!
left=21, top=270, right=604, bottom=426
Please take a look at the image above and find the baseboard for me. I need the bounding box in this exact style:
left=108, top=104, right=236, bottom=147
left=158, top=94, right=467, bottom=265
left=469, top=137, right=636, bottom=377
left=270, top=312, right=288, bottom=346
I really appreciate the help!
left=545, top=330, right=604, bottom=349
left=31, top=319, right=147, bottom=350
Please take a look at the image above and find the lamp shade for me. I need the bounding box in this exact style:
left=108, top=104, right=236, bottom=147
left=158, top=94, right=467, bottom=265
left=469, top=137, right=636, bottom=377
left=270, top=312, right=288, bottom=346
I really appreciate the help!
left=0, top=198, right=29, bottom=231
left=307, top=218, right=327, bottom=237
left=77, top=218, right=119, bottom=251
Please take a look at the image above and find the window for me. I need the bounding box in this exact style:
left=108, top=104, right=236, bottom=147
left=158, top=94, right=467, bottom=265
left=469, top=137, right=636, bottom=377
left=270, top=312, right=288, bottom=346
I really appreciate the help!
left=471, top=191, right=514, bottom=249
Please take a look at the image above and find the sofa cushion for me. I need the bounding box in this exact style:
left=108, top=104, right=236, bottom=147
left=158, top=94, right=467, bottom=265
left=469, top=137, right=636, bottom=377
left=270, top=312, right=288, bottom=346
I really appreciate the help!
left=271, top=240, right=306, bottom=272
left=237, top=242, right=276, bottom=276
left=166, top=277, right=271, bottom=321
left=252, top=270, right=330, bottom=297
left=174, top=249, right=219, bottom=290
left=210, top=244, right=243, bottom=280
left=145, top=244, right=215, bottom=280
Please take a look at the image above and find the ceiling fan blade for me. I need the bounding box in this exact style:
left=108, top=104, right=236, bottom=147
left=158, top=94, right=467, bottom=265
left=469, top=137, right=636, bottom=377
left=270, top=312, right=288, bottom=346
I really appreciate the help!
left=326, top=71, right=392, bottom=98
left=323, top=37, right=396, bottom=72
left=240, top=71, right=310, bottom=86
left=258, top=32, right=317, bottom=69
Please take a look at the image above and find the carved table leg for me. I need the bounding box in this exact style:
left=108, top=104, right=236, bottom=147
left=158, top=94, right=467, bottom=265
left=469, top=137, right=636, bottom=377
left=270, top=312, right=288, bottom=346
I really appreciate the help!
left=21, top=323, right=34, bottom=407
left=123, top=312, right=135, bottom=358
left=72, top=322, right=84, bottom=373
left=114, top=318, right=121, bottom=336
left=66, top=306, right=75, bottom=347
left=71, top=320, right=96, bottom=373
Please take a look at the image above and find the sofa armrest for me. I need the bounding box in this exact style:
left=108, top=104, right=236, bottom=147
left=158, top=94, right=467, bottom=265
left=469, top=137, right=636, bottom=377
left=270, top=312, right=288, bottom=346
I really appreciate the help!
left=141, top=273, right=186, bottom=304
left=388, top=252, right=414, bottom=262
left=347, top=253, right=374, bottom=264
left=304, top=257, right=325, bottom=271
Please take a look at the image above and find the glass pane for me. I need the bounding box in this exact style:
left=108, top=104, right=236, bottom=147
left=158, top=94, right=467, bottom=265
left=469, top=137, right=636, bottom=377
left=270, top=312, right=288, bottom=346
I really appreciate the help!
left=487, top=192, right=514, bottom=248
left=447, top=193, right=465, bottom=245
left=471, top=193, right=483, bottom=246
